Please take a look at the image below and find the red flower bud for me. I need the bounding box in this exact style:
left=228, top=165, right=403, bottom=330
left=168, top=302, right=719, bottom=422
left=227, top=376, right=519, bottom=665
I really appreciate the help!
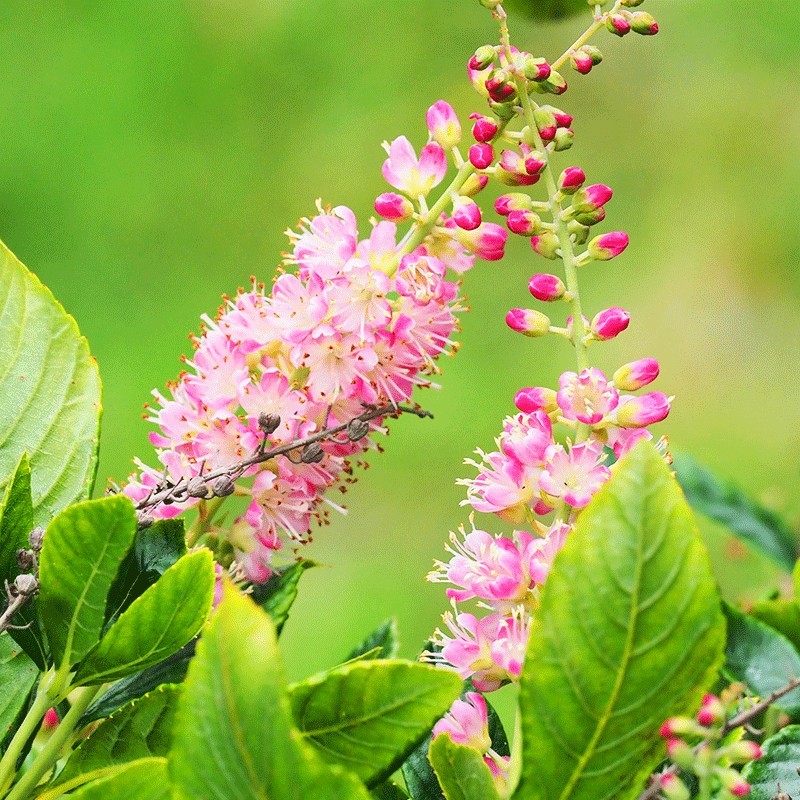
left=587, top=231, right=629, bottom=260
left=469, top=143, right=495, bottom=169
left=452, top=197, right=482, bottom=231
left=507, top=210, right=541, bottom=236
left=630, top=11, right=659, bottom=35
left=470, top=114, right=499, bottom=143
left=606, top=13, right=632, bottom=36
left=590, top=307, right=630, bottom=340
left=495, top=193, right=532, bottom=216
left=558, top=166, right=586, bottom=194
left=506, top=308, right=551, bottom=337
left=514, top=386, right=557, bottom=413
left=375, top=192, right=414, bottom=223
left=528, top=273, right=566, bottom=302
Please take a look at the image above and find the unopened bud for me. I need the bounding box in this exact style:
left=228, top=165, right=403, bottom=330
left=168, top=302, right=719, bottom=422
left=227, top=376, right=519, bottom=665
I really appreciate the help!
left=720, top=740, right=763, bottom=764
left=553, top=128, right=575, bottom=151
left=507, top=210, right=542, bottom=236
left=584, top=45, right=603, bottom=65
left=347, top=418, right=371, bottom=441
left=587, top=231, right=629, bottom=260
left=660, top=773, right=690, bottom=800
left=522, top=55, right=551, bottom=82
left=606, top=12, right=632, bottom=36
left=570, top=50, right=594, bottom=75
left=528, top=273, right=566, bottom=302
left=469, top=45, right=497, bottom=72
left=590, top=307, right=630, bottom=340
left=427, top=101, right=462, bottom=150
left=13, top=573, right=38, bottom=597
left=530, top=232, right=561, bottom=260
left=574, top=207, right=606, bottom=227
left=558, top=166, right=585, bottom=194
left=524, top=152, right=546, bottom=176
left=375, top=192, right=414, bottom=223
left=630, top=12, right=658, bottom=35
left=543, top=106, right=573, bottom=128
left=697, top=693, right=725, bottom=726
left=616, top=392, right=671, bottom=428
left=612, top=358, right=660, bottom=391
left=470, top=114, right=499, bottom=143
left=537, top=70, right=568, bottom=96
left=258, top=412, right=281, bottom=436
left=187, top=477, right=210, bottom=498
left=42, top=708, right=60, bottom=731
left=505, top=308, right=551, bottom=337
left=659, top=716, right=702, bottom=739
left=665, top=738, right=694, bottom=771
left=301, top=442, right=325, bottom=464
left=453, top=197, right=482, bottom=231
left=718, top=769, right=750, bottom=797
left=469, top=143, right=495, bottom=169
left=136, top=511, right=155, bottom=529
left=212, top=476, right=236, bottom=497
left=28, top=527, right=45, bottom=552
left=16, top=549, right=35, bottom=572
left=514, top=386, right=558, bottom=413
left=485, top=70, right=516, bottom=103
left=495, top=193, right=532, bottom=216
left=461, top=173, right=489, bottom=197
left=533, top=107, right=557, bottom=141
left=572, top=184, right=613, bottom=213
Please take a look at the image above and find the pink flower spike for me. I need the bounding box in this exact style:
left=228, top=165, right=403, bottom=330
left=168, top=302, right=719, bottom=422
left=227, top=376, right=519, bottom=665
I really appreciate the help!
left=557, top=368, right=619, bottom=425
left=590, top=307, right=630, bottom=341
left=612, top=358, right=660, bottom=391
left=514, top=386, right=557, bottom=414
left=453, top=197, right=482, bottom=231
left=528, top=273, right=565, bottom=302
left=469, top=143, right=495, bottom=169
left=587, top=231, right=629, bottom=261
left=470, top=114, right=499, bottom=143
left=382, top=136, right=447, bottom=198
left=539, top=440, right=610, bottom=508
left=457, top=223, right=508, bottom=261
left=427, top=100, right=462, bottom=150
left=506, top=308, right=550, bottom=338
left=615, top=392, right=672, bottom=428
left=433, top=693, right=491, bottom=753
left=558, top=166, right=585, bottom=194
left=374, top=192, right=414, bottom=223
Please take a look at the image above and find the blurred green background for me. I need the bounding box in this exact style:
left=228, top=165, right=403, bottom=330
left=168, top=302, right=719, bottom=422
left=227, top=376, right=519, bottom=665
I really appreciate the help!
left=1, top=0, right=799, bottom=683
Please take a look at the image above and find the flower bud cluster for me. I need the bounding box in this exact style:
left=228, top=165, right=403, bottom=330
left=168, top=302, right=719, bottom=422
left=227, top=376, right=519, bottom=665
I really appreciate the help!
left=658, top=692, right=763, bottom=800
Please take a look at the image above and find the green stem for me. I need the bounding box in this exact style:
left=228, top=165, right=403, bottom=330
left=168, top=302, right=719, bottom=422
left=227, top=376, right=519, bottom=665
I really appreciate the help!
left=4, top=686, right=101, bottom=800
left=185, top=495, right=226, bottom=548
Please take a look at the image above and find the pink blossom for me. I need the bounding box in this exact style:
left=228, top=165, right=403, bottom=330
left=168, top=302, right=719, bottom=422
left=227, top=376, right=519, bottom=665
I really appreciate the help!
left=539, top=440, right=610, bottom=508
left=433, top=693, right=491, bottom=753
left=426, top=101, right=462, bottom=150
left=604, top=427, right=652, bottom=459
left=487, top=611, right=530, bottom=685
left=382, top=136, right=447, bottom=198
left=459, top=451, right=535, bottom=524
left=290, top=205, right=358, bottom=280
left=500, top=411, right=553, bottom=466
left=557, top=368, right=619, bottom=425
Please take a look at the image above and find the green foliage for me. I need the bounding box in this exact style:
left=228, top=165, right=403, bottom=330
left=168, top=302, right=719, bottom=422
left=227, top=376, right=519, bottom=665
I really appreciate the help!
left=54, top=686, right=179, bottom=789
left=345, top=618, right=400, bottom=662
left=503, top=0, right=587, bottom=21
left=288, top=660, right=462, bottom=787
left=0, top=454, right=32, bottom=584
left=750, top=560, right=800, bottom=651
left=428, top=735, right=500, bottom=800
left=169, top=585, right=372, bottom=800
left=65, top=758, right=171, bottom=800
left=38, top=495, right=137, bottom=668
left=371, top=783, right=410, bottom=799
left=0, top=635, right=38, bottom=745
left=515, top=442, right=725, bottom=800
left=251, top=559, right=316, bottom=634
left=742, top=725, right=800, bottom=800
left=723, top=603, right=800, bottom=716
left=105, top=518, right=187, bottom=626
left=0, top=239, right=101, bottom=527
left=75, top=549, right=214, bottom=685
left=673, top=452, right=797, bottom=572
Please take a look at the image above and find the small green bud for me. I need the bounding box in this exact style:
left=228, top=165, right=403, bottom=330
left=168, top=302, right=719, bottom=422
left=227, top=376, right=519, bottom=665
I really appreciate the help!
left=530, top=232, right=561, bottom=260
left=583, top=45, right=603, bottom=65
left=470, top=45, right=497, bottom=71
left=553, top=127, right=575, bottom=151
left=630, top=11, right=659, bottom=35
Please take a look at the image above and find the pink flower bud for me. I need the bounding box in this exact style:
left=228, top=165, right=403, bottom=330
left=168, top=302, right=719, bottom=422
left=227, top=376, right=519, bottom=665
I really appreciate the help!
left=524, top=153, right=546, bottom=176
left=514, top=386, right=558, bottom=413
left=558, top=167, right=586, bottom=194
left=616, top=392, right=671, bottom=428
left=458, top=222, right=508, bottom=260
left=485, top=70, right=516, bottom=103
left=587, top=231, right=629, bottom=260
left=529, top=273, right=566, bottom=302
left=469, top=45, right=497, bottom=72
left=590, top=307, right=630, bottom=340
left=570, top=50, right=594, bottom=74
left=42, top=709, right=60, bottom=731
left=507, top=210, right=541, bottom=236
left=374, top=192, right=414, bottom=223
left=574, top=207, right=606, bottom=227
left=630, top=11, right=659, bottom=35
left=696, top=694, right=725, bottom=726
left=612, top=358, right=660, bottom=391
left=495, top=193, right=532, bottom=216
left=498, top=149, right=540, bottom=187
left=572, top=184, right=613, bottom=213
left=531, top=232, right=560, bottom=260
left=533, top=107, right=557, bottom=141
left=660, top=774, right=690, bottom=800
left=665, top=738, right=694, bottom=769
left=427, top=101, right=462, bottom=150
left=719, top=770, right=751, bottom=797
left=548, top=107, right=573, bottom=128
left=722, top=740, right=763, bottom=764
left=540, top=71, right=567, bottom=95
left=469, top=143, right=495, bottom=169
left=453, top=197, right=482, bottom=231
left=522, top=54, right=551, bottom=82
left=659, top=716, right=701, bottom=739
left=470, top=114, right=499, bottom=143
left=461, top=173, right=489, bottom=197
left=606, top=13, right=632, bottom=36
left=553, top=128, right=575, bottom=151
left=506, top=308, right=551, bottom=337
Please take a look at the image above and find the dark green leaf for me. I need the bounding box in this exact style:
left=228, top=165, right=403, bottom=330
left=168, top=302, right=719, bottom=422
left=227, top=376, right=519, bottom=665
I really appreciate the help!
left=0, top=634, right=38, bottom=746
left=75, top=550, right=214, bottom=685
left=673, top=452, right=797, bottom=571
left=516, top=442, right=726, bottom=800
left=251, top=559, right=316, bottom=634
left=751, top=598, right=800, bottom=652
left=169, top=585, right=371, bottom=800
left=289, top=659, right=462, bottom=787
left=723, top=603, right=800, bottom=716
left=0, top=239, right=102, bottom=527
left=428, top=735, right=500, bottom=800
left=402, top=735, right=445, bottom=800
left=742, top=724, right=800, bottom=799
left=345, top=618, right=400, bottom=662
left=54, top=686, right=178, bottom=790
left=65, top=757, right=171, bottom=800
left=372, top=783, right=410, bottom=800
left=0, top=453, right=33, bottom=584
left=485, top=697, right=509, bottom=758
left=105, top=519, right=186, bottom=626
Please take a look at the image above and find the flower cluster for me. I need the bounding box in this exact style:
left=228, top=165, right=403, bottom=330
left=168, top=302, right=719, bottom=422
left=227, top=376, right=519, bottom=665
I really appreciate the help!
left=427, top=1, right=668, bottom=700
left=658, top=691, right=762, bottom=800
left=124, top=101, right=510, bottom=582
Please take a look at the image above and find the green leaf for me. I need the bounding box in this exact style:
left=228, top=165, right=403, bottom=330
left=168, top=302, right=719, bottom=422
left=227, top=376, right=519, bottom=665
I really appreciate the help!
left=251, top=559, right=316, bottom=634
left=0, top=453, right=33, bottom=584
left=751, top=598, right=800, bottom=652
left=372, top=783, right=410, bottom=800
left=0, top=634, right=39, bottom=745
left=39, top=495, right=137, bottom=668
left=345, top=618, right=400, bottom=662
left=65, top=757, right=171, bottom=800
left=673, top=452, right=797, bottom=571
left=742, top=724, right=800, bottom=800
left=105, top=519, right=186, bottom=626
left=503, top=0, right=586, bottom=21
left=289, top=659, right=462, bottom=788
left=80, top=642, right=195, bottom=726
left=54, top=686, right=178, bottom=790
left=169, top=585, right=372, bottom=800
left=723, top=603, right=800, bottom=716
left=515, top=441, right=726, bottom=800
left=428, top=735, right=500, bottom=800
left=402, top=735, right=445, bottom=800
left=0, top=239, right=102, bottom=527
left=75, top=550, right=214, bottom=685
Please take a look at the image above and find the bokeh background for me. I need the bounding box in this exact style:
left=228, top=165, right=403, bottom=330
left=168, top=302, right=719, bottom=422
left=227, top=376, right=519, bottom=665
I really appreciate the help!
left=1, top=0, right=799, bottom=691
